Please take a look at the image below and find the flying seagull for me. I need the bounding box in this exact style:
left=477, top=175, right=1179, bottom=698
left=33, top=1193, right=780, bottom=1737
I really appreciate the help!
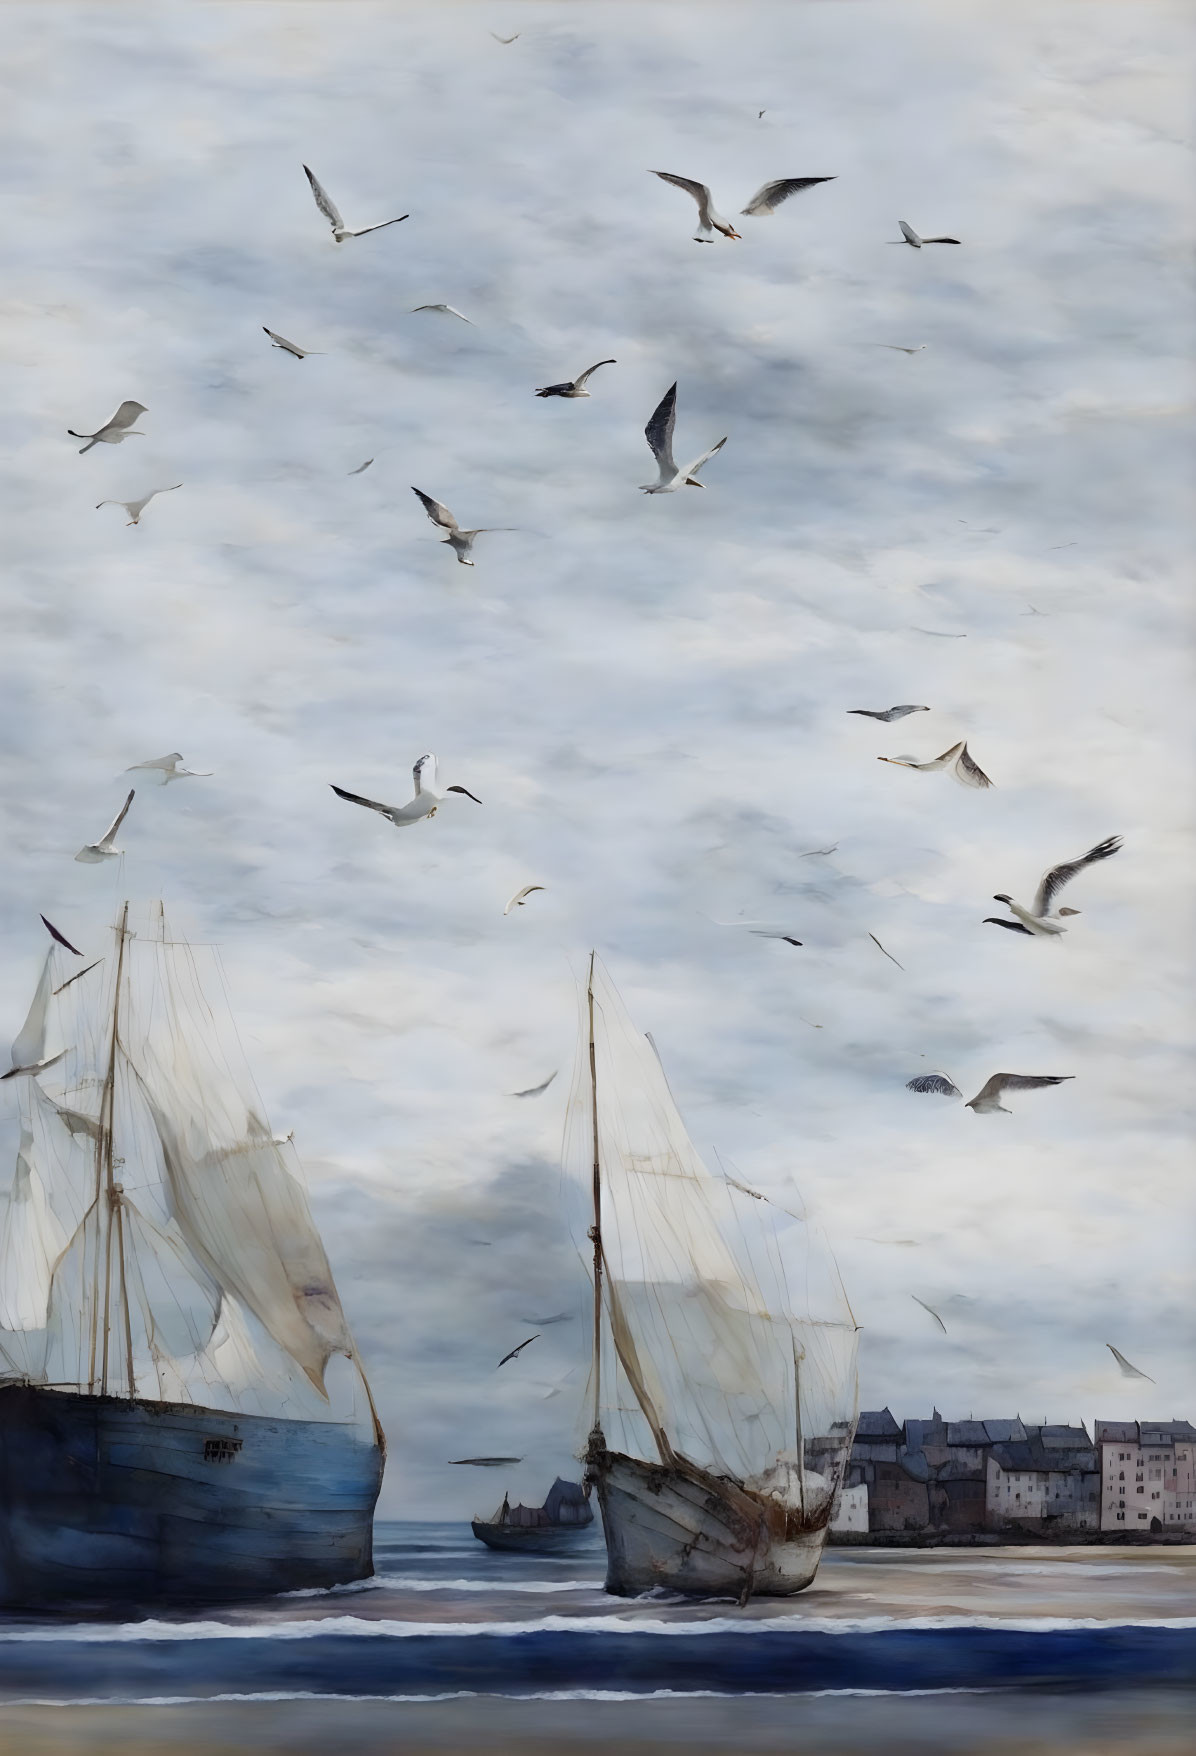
left=41, top=915, right=82, bottom=956
left=411, top=487, right=514, bottom=565
left=965, top=1073, right=1074, bottom=1115
left=986, top=836, right=1121, bottom=937
left=640, top=382, right=726, bottom=493
left=497, top=1333, right=540, bottom=1369
left=894, top=220, right=961, bottom=247
left=848, top=705, right=929, bottom=722
left=878, top=740, right=992, bottom=789
left=801, top=844, right=838, bottom=856
left=906, top=1072, right=961, bottom=1098
left=750, top=930, right=802, bottom=947
left=348, top=459, right=374, bottom=476
left=75, top=791, right=134, bottom=863
left=535, top=359, right=616, bottom=398
left=504, top=885, right=544, bottom=915
left=650, top=171, right=835, bottom=241
left=331, top=753, right=482, bottom=830
left=411, top=304, right=473, bottom=324
left=491, top=31, right=520, bottom=42
left=449, top=1456, right=523, bottom=1466
left=303, top=165, right=408, bottom=242
left=870, top=933, right=904, bottom=970
left=124, top=752, right=211, bottom=785
left=263, top=327, right=324, bottom=358
left=95, top=485, right=181, bottom=526
left=870, top=344, right=927, bottom=354
left=68, top=401, right=146, bottom=454
left=511, top=1072, right=557, bottom=1098
left=912, top=1295, right=947, bottom=1334
left=520, top=1309, right=574, bottom=1325
left=1107, top=1343, right=1154, bottom=1383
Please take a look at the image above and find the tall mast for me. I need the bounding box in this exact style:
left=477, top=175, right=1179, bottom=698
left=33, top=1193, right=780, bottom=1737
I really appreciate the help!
left=587, top=951, right=603, bottom=1435
left=93, top=904, right=134, bottom=1398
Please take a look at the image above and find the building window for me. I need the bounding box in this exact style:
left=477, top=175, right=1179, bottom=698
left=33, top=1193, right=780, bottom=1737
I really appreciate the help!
left=1138, top=1512, right=1147, bottom=1520
left=1137, top=1487, right=1144, bottom=1495
left=1117, top=1513, right=1125, bottom=1521
left=1119, top=1472, right=1125, bottom=1481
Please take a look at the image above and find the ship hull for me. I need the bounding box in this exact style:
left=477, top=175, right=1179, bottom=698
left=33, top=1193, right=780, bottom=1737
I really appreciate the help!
left=0, top=1383, right=383, bottom=1609
left=471, top=1519, right=596, bottom=1553
left=588, top=1447, right=828, bottom=1599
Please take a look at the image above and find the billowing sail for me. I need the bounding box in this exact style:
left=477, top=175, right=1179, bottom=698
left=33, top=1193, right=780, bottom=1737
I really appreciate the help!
left=0, top=910, right=365, bottom=1423
left=565, top=959, right=858, bottom=1514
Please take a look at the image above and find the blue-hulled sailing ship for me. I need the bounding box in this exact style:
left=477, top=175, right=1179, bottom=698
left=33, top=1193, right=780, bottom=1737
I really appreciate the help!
left=0, top=906, right=384, bottom=1608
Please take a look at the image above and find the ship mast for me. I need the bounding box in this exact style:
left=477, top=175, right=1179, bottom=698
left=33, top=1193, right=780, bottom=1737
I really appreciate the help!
left=586, top=951, right=603, bottom=1440
left=88, top=904, right=136, bottom=1398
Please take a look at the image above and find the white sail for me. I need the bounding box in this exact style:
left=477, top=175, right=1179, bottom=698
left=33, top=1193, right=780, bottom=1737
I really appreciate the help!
left=565, top=959, right=857, bottom=1509
left=1, top=910, right=366, bottom=1423
left=9, top=946, right=55, bottom=1071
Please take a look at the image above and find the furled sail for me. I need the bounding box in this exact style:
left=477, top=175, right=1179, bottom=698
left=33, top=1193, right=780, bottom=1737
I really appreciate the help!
left=564, top=959, right=858, bottom=1514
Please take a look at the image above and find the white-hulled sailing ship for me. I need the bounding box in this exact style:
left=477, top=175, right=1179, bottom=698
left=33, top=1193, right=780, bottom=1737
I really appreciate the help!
left=566, top=956, right=859, bottom=1601
left=0, top=907, right=383, bottom=1608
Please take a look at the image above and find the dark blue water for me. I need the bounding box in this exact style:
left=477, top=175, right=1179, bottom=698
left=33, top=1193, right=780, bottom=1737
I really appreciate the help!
left=1, top=1525, right=1192, bottom=1703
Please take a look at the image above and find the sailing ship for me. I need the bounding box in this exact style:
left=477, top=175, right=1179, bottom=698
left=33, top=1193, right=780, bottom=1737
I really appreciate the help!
left=0, top=907, right=384, bottom=1608
left=471, top=1476, right=595, bottom=1552
left=566, top=956, right=859, bottom=1601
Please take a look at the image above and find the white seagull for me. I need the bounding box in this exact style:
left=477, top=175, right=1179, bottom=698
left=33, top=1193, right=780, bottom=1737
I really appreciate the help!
left=95, top=485, right=182, bottom=526
left=411, top=487, right=514, bottom=565
left=906, top=1071, right=1074, bottom=1113
left=411, top=304, right=474, bottom=324
left=848, top=705, right=929, bottom=722
left=331, top=754, right=482, bottom=829
left=303, top=165, right=408, bottom=242
left=124, top=752, right=211, bottom=786
left=68, top=401, right=146, bottom=454
left=640, top=383, right=726, bottom=493
left=263, top=327, right=324, bottom=358
left=1107, top=1343, right=1154, bottom=1383
left=504, top=885, right=545, bottom=915
left=894, top=220, right=961, bottom=248
left=75, top=790, right=134, bottom=863
left=535, top=359, right=616, bottom=398
left=650, top=171, right=835, bottom=241
left=878, top=740, right=992, bottom=789
left=985, top=836, right=1122, bottom=937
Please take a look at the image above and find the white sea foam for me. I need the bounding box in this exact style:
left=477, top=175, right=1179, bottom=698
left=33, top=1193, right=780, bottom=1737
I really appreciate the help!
left=4, top=1613, right=1194, bottom=1645
left=284, top=1576, right=600, bottom=1597
left=1, top=1687, right=997, bottom=1707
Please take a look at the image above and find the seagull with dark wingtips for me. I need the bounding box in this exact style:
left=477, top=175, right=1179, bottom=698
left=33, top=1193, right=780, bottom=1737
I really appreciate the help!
left=75, top=791, right=135, bottom=863
left=411, top=304, right=474, bottom=324
left=848, top=705, right=929, bottom=722
left=263, top=327, right=324, bottom=358
left=331, top=753, right=481, bottom=830
left=907, top=1071, right=1074, bottom=1114
left=894, top=220, right=961, bottom=248
left=411, top=487, right=514, bottom=565
left=125, top=752, right=211, bottom=785
left=96, top=485, right=181, bottom=526
left=985, top=836, right=1122, bottom=937
left=303, top=165, right=408, bottom=242
left=535, top=359, right=616, bottom=398
left=650, top=171, right=835, bottom=241
left=878, top=740, right=992, bottom=789
left=640, top=383, right=726, bottom=492
left=69, top=401, right=147, bottom=454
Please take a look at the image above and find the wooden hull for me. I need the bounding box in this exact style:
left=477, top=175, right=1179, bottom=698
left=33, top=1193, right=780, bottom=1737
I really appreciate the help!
left=588, top=1446, right=828, bottom=1599
left=471, top=1519, right=595, bottom=1553
left=0, top=1383, right=383, bottom=1609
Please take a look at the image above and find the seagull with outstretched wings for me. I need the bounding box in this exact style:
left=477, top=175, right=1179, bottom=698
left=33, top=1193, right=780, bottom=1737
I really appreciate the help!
left=303, top=165, right=408, bottom=242
left=69, top=401, right=146, bottom=454
left=263, top=327, right=324, bottom=358
left=75, top=791, right=134, bottom=863
left=496, top=1333, right=540, bottom=1369
left=332, top=753, right=481, bottom=830
left=640, top=383, right=726, bottom=493
left=650, top=171, right=835, bottom=241
left=986, top=836, right=1122, bottom=937
left=535, top=359, right=616, bottom=398
left=411, top=487, right=515, bottom=565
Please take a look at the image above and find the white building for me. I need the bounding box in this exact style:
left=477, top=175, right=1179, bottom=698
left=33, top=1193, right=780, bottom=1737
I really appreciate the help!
left=830, top=1481, right=868, bottom=1534
left=1097, top=1420, right=1196, bottom=1533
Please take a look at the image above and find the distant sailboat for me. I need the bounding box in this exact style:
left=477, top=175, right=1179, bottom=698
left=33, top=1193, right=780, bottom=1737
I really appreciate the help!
left=567, top=956, right=858, bottom=1601
left=0, top=905, right=384, bottom=1608
left=471, top=1477, right=596, bottom=1551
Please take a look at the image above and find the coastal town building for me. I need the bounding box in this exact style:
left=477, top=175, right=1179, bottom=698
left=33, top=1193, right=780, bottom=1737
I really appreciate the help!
left=1096, top=1420, right=1196, bottom=1534
left=835, top=1412, right=1196, bottom=1542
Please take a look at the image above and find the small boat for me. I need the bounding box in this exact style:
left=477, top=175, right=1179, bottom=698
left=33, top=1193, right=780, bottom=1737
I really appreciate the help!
left=565, top=955, right=859, bottom=1601
left=0, top=905, right=384, bottom=1608
left=472, top=1476, right=596, bottom=1551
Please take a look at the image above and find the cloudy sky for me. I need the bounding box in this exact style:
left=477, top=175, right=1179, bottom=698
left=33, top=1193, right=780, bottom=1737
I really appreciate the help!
left=1, top=1, right=1192, bottom=1515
